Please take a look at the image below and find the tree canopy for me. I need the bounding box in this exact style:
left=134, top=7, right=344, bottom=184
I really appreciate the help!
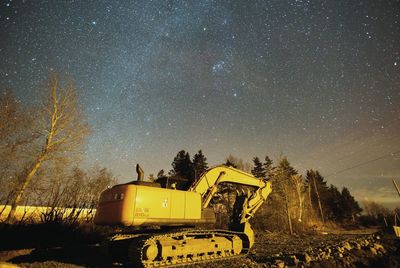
left=251, top=157, right=266, bottom=178
left=192, top=150, right=208, bottom=179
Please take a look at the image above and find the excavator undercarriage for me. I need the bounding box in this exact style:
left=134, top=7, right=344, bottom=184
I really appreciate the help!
left=107, top=229, right=249, bottom=267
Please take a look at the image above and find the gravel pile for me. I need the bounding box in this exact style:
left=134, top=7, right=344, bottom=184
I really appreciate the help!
left=202, top=232, right=399, bottom=268
left=252, top=234, right=388, bottom=267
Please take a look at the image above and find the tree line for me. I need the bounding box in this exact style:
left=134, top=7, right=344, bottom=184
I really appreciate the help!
left=154, top=150, right=364, bottom=232
left=153, top=149, right=208, bottom=189
left=248, top=156, right=362, bottom=233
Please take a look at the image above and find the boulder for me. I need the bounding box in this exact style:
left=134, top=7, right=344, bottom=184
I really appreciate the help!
left=274, top=260, right=285, bottom=268
left=352, top=242, right=361, bottom=250
left=300, top=253, right=312, bottom=264
left=342, top=242, right=352, bottom=251
left=373, top=243, right=385, bottom=253
left=369, top=247, right=378, bottom=255
left=287, top=255, right=298, bottom=266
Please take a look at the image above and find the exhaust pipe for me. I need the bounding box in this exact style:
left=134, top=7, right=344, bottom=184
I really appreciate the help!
left=136, top=164, right=144, bottom=181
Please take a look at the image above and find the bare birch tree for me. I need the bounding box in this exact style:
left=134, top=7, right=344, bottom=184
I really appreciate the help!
left=271, top=157, right=297, bottom=234
left=312, top=175, right=325, bottom=224
left=291, top=174, right=305, bottom=222
left=7, top=74, right=90, bottom=222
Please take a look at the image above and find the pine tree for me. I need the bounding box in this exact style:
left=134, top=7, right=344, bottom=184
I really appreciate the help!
left=340, top=187, right=362, bottom=222
left=275, top=157, right=297, bottom=180
left=263, top=156, right=275, bottom=178
left=224, top=159, right=237, bottom=168
left=192, top=150, right=208, bottom=179
left=251, top=157, right=266, bottom=178
left=224, top=154, right=251, bottom=172
left=154, top=169, right=169, bottom=188
left=325, top=185, right=343, bottom=221
left=170, top=150, right=194, bottom=187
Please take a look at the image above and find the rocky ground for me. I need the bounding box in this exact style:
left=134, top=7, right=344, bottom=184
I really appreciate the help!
left=0, top=228, right=399, bottom=267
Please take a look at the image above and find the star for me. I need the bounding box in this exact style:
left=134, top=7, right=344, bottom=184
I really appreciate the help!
left=0, top=0, right=398, bottom=208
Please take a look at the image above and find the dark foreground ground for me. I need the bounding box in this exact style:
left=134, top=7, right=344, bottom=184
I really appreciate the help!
left=0, top=227, right=399, bottom=268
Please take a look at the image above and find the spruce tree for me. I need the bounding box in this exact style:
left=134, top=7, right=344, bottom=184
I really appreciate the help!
left=224, top=159, right=237, bottom=168
left=325, top=185, right=343, bottom=221
left=192, top=150, right=208, bottom=179
left=155, top=169, right=169, bottom=188
left=251, top=156, right=266, bottom=178
left=264, top=155, right=275, bottom=178
left=340, top=187, right=362, bottom=222
left=170, top=150, right=194, bottom=180
left=276, top=157, right=297, bottom=179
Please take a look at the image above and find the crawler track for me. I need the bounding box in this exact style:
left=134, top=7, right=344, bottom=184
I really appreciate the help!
left=107, top=230, right=250, bottom=267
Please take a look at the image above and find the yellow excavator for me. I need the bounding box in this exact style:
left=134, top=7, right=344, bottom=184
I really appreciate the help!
left=94, top=164, right=272, bottom=267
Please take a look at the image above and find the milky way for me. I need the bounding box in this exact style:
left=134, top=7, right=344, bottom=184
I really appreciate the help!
left=1, top=1, right=399, bottom=206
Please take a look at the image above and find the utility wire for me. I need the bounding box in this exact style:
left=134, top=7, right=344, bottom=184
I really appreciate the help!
left=334, top=133, right=400, bottom=162
left=325, top=149, right=400, bottom=178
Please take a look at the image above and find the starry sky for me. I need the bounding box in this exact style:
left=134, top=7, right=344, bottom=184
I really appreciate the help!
left=1, top=0, right=399, bottom=207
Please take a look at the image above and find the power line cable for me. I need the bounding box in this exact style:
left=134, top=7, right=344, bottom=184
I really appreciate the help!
left=334, top=133, right=400, bottom=162
left=325, top=149, right=400, bottom=178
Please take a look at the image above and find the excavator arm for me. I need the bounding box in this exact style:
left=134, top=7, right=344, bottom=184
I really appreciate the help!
left=189, top=166, right=272, bottom=247
left=190, top=165, right=272, bottom=218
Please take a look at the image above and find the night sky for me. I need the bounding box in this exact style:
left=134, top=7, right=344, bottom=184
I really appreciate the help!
left=1, top=1, right=399, bottom=207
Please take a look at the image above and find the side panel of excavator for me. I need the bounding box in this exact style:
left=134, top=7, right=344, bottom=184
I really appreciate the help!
left=94, top=184, right=206, bottom=226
